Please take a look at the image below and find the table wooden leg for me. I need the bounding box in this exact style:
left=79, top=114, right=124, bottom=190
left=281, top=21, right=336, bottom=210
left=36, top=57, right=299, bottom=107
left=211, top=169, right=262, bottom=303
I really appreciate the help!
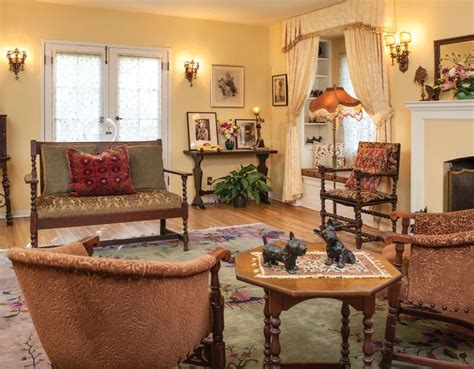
left=256, top=153, right=271, bottom=204
left=1, top=164, right=13, bottom=226
left=362, top=310, right=375, bottom=369
left=263, top=289, right=271, bottom=369
left=380, top=281, right=402, bottom=369
left=269, top=292, right=282, bottom=369
left=190, top=154, right=206, bottom=209
left=340, top=302, right=351, bottom=368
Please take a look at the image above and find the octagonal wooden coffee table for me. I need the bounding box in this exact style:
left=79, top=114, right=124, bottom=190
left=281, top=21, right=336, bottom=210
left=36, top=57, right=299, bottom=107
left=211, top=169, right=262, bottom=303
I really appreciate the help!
left=235, top=242, right=401, bottom=369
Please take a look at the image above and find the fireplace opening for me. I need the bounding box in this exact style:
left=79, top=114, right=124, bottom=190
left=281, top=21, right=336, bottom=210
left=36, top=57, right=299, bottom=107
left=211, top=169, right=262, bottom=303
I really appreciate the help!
left=444, top=156, right=474, bottom=211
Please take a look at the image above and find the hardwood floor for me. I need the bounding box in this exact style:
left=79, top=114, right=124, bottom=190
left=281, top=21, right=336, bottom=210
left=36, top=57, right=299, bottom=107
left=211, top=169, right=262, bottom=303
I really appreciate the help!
left=0, top=201, right=385, bottom=253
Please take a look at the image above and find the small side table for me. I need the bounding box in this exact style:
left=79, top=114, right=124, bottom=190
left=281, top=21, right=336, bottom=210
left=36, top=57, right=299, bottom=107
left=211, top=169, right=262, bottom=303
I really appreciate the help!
left=235, top=242, right=401, bottom=369
left=183, top=149, right=278, bottom=209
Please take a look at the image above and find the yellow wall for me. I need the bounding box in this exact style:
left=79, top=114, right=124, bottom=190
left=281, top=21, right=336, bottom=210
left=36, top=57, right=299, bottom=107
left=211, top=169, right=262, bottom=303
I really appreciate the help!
left=0, top=0, right=271, bottom=215
left=424, top=120, right=474, bottom=212
left=330, top=36, right=346, bottom=84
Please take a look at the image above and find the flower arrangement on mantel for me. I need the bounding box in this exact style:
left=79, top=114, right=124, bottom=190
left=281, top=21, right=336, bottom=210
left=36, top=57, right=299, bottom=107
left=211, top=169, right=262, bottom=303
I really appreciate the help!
left=438, top=52, right=474, bottom=100
left=218, top=119, right=241, bottom=150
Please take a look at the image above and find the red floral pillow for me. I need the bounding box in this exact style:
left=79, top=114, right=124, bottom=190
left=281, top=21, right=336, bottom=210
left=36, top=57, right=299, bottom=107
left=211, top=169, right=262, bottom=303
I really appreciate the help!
left=345, top=147, right=389, bottom=193
left=67, top=146, right=136, bottom=197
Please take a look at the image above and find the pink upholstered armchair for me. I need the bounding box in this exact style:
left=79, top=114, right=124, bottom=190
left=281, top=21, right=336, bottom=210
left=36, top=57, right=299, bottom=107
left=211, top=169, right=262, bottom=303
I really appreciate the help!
left=7, top=237, right=231, bottom=369
left=380, top=209, right=474, bottom=369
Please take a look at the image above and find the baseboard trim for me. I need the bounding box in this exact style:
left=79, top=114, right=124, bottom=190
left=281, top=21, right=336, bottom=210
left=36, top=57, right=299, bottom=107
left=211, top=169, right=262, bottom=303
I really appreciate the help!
left=0, top=210, right=30, bottom=219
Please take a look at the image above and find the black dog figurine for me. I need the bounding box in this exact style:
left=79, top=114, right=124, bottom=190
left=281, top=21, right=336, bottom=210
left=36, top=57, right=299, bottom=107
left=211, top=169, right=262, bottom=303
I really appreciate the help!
left=314, top=220, right=356, bottom=269
left=262, top=232, right=307, bottom=274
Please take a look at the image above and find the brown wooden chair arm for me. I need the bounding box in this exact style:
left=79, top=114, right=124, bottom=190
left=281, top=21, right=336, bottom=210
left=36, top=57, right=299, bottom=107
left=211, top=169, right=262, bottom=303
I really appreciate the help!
left=208, top=247, right=232, bottom=263
left=163, top=168, right=193, bottom=177
left=354, top=169, right=397, bottom=179
left=318, top=165, right=353, bottom=174
left=389, top=211, right=417, bottom=222
left=384, top=232, right=414, bottom=245
left=24, top=173, right=38, bottom=184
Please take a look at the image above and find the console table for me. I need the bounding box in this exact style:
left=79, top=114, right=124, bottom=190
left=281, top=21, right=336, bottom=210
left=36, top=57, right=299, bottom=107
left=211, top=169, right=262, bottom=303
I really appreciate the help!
left=183, top=149, right=278, bottom=209
left=0, top=114, right=12, bottom=225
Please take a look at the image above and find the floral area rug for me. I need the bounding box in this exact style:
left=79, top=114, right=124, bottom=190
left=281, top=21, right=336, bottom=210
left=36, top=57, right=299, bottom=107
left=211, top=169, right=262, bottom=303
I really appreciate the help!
left=1, top=223, right=473, bottom=368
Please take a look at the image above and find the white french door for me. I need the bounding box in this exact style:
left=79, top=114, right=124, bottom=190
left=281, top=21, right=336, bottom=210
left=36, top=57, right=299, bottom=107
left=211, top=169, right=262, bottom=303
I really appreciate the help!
left=43, top=41, right=169, bottom=161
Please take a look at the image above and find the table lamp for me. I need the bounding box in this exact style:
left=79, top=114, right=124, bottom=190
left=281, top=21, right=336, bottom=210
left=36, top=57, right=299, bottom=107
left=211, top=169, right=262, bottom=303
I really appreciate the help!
left=308, top=87, right=362, bottom=170
left=252, top=106, right=266, bottom=148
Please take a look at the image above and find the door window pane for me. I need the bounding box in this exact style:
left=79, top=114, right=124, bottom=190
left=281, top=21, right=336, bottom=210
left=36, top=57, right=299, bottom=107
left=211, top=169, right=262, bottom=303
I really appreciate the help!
left=53, top=52, right=102, bottom=141
left=117, top=56, right=161, bottom=141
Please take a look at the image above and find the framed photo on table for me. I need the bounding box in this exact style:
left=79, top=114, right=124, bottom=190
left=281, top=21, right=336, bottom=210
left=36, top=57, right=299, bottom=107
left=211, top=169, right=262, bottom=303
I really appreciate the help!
left=211, top=65, right=245, bottom=108
left=235, top=119, right=257, bottom=149
left=272, top=74, right=288, bottom=106
left=186, top=112, right=219, bottom=150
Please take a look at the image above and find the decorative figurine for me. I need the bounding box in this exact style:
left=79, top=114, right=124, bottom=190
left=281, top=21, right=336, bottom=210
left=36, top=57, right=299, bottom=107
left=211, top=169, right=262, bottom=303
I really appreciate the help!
left=414, top=66, right=428, bottom=101
left=425, top=84, right=441, bottom=101
left=314, top=220, right=356, bottom=269
left=306, top=135, right=323, bottom=145
left=262, top=232, right=307, bottom=274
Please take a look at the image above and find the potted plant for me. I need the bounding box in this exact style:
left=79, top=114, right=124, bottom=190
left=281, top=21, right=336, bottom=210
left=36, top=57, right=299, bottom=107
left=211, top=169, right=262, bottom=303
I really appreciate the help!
left=213, top=164, right=271, bottom=208
left=438, top=52, right=474, bottom=99
left=218, top=119, right=240, bottom=150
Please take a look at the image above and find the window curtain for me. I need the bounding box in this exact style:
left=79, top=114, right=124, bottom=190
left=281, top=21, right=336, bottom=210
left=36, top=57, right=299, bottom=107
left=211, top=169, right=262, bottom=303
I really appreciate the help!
left=282, top=36, right=319, bottom=202
left=344, top=27, right=393, bottom=142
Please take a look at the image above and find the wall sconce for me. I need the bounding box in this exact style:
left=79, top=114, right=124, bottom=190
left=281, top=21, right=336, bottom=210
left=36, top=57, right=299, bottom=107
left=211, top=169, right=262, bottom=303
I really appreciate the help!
left=252, top=106, right=266, bottom=148
left=184, top=59, right=199, bottom=86
left=6, top=48, right=27, bottom=80
left=384, top=32, right=411, bottom=73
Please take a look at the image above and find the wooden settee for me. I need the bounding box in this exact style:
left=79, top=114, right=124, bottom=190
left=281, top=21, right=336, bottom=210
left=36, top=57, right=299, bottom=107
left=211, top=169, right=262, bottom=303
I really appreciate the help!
left=25, top=140, right=192, bottom=250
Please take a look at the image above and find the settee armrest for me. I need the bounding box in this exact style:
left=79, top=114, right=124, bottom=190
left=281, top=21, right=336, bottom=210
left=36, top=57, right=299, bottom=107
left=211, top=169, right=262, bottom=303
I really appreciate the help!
left=24, top=173, right=38, bottom=184
left=164, top=168, right=192, bottom=177
left=208, top=247, right=232, bottom=263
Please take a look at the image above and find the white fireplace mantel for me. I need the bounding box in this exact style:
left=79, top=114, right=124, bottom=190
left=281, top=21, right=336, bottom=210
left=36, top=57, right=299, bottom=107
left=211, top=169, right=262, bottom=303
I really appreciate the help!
left=405, top=100, right=474, bottom=212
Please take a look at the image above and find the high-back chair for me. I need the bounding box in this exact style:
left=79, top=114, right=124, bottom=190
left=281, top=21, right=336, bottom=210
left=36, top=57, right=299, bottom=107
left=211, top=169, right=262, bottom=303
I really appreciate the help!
left=319, top=141, right=401, bottom=248
left=7, top=237, right=230, bottom=369
left=380, top=209, right=474, bottom=369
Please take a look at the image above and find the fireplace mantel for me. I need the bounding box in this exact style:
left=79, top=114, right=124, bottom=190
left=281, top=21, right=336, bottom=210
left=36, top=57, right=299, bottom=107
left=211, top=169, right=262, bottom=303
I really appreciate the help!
left=405, top=100, right=474, bottom=212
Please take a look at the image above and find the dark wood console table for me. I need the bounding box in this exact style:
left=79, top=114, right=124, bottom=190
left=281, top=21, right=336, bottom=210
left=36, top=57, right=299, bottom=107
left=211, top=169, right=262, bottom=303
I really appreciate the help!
left=183, top=149, right=278, bottom=209
left=0, top=115, right=12, bottom=225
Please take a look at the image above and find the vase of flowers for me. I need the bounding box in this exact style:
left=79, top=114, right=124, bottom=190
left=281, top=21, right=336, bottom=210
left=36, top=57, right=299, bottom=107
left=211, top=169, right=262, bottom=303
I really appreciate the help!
left=218, top=119, right=240, bottom=150
left=438, top=53, right=474, bottom=99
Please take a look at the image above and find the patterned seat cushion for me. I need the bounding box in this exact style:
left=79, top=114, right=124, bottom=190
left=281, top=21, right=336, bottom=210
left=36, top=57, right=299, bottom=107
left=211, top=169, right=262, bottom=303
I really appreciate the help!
left=326, top=188, right=392, bottom=202
left=36, top=190, right=182, bottom=219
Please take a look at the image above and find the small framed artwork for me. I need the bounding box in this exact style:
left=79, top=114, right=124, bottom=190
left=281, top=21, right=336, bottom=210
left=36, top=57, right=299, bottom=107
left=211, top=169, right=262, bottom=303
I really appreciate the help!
left=235, top=119, right=257, bottom=149
left=186, top=112, right=219, bottom=150
left=211, top=64, right=245, bottom=108
left=272, top=74, right=288, bottom=106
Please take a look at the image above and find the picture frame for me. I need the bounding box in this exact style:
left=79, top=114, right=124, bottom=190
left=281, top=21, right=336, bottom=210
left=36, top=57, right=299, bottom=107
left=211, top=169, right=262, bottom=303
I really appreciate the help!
left=235, top=119, right=257, bottom=149
left=272, top=74, right=288, bottom=106
left=211, top=64, right=245, bottom=108
left=186, top=112, right=219, bottom=150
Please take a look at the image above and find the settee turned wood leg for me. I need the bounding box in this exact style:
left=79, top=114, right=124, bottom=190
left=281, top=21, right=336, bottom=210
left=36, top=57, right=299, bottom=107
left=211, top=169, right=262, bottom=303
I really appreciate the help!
left=183, top=217, right=189, bottom=251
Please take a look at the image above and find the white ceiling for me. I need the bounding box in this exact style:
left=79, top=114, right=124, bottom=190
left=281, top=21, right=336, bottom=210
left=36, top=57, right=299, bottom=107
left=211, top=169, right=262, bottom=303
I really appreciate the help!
left=37, top=0, right=345, bottom=25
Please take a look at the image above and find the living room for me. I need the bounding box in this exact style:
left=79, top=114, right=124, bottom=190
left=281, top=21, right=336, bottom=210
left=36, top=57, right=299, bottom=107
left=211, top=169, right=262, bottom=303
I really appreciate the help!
left=0, top=0, right=473, bottom=368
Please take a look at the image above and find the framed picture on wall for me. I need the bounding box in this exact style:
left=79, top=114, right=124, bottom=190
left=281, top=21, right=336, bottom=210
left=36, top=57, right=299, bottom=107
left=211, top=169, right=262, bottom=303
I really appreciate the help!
left=235, top=119, right=257, bottom=149
left=186, top=112, right=219, bottom=150
left=211, top=65, right=245, bottom=108
left=272, top=74, right=288, bottom=106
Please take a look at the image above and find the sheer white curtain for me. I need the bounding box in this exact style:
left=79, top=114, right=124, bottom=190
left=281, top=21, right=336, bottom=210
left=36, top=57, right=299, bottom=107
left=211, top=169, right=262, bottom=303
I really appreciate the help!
left=282, top=36, right=319, bottom=202
left=339, top=53, right=375, bottom=165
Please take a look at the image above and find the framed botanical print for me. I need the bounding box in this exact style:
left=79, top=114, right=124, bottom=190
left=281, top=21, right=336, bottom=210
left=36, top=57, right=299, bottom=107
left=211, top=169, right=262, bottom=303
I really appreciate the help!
left=186, top=112, right=219, bottom=150
left=211, top=65, right=245, bottom=108
left=272, top=74, right=288, bottom=106
left=235, top=119, right=257, bottom=149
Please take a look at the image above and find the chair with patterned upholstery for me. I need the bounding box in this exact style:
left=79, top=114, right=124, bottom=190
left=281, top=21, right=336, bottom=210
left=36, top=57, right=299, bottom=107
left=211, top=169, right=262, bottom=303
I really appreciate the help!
left=7, top=236, right=231, bottom=369
left=380, top=209, right=474, bottom=369
left=25, top=140, right=192, bottom=250
left=319, top=141, right=401, bottom=248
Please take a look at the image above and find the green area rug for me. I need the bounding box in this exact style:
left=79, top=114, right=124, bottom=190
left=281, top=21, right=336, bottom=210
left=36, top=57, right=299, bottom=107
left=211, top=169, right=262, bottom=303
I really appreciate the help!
left=1, top=223, right=473, bottom=368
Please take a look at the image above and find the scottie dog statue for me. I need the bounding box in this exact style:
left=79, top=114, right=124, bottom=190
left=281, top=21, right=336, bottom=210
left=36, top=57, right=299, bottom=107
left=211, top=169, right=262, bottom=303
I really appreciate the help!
left=314, top=220, right=356, bottom=269
left=262, top=232, right=307, bottom=274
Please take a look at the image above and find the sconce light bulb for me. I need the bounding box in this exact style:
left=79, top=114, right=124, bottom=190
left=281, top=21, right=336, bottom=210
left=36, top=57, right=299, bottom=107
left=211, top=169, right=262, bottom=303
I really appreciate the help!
left=252, top=106, right=260, bottom=115
left=399, top=31, right=412, bottom=44
left=384, top=34, right=396, bottom=47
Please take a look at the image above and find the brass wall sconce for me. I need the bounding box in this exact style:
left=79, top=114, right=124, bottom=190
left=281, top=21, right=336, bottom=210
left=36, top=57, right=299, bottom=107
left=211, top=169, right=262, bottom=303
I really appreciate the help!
left=184, top=59, right=199, bottom=86
left=252, top=106, right=266, bottom=148
left=384, top=32, right=411, bottom=73
left=7, top=48, right=27, bottom=80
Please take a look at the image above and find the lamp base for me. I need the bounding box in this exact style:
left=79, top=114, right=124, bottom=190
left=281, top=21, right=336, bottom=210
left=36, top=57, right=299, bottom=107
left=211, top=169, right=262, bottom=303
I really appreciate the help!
left=255, top=139, right=265, bottom=149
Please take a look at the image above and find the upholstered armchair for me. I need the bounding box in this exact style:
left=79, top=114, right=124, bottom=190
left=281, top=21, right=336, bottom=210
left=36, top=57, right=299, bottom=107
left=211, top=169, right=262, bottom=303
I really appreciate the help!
left=380, top=209, right=474, bottom=369
left=319, top=141, right=401, bottom=248
left=7, top=237, right=231, bottom=369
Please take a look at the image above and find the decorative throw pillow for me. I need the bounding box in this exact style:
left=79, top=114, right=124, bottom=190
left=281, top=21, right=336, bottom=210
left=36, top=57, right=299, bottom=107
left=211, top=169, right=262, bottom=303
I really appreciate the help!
left=312, top=143, right=345, bottom=168
left=67, top=146, right=136, bottom=197
left=41, top=144, right=96, bottom=194
left=345, top=146, right=389, bottom=193
left=128, top=145, right=166, bottom=189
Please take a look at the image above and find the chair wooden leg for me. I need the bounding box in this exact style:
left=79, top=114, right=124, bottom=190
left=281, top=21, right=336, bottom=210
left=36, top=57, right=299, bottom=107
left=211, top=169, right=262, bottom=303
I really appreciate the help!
left=355, top=205, right=363, bottom=249
left=391, top=202, right=397, bottom=232
left=30, top=217, right=38, bottom=248
left=183, top=216, right=189, bottom=251
left=380, top=281, right=402, bottom=369
left=320, top=197, right=327, bottom=230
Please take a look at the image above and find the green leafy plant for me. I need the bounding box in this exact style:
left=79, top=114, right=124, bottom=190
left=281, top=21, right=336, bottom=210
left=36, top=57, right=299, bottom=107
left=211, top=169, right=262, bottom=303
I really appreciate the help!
left=213, top=164, right=271, bottom=205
